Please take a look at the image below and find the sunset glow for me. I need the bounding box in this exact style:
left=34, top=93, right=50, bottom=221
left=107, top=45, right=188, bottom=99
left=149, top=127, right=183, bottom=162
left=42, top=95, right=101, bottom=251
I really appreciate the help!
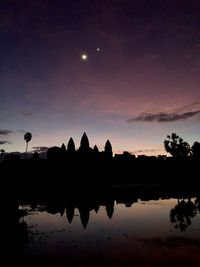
left=0, top=1, right=200, bottom=155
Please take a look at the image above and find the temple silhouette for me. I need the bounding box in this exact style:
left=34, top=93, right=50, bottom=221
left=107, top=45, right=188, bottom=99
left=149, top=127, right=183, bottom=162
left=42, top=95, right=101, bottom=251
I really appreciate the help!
left=1, top=132, right=200, bottom=197
left=46, top=132, right=114, bottom=161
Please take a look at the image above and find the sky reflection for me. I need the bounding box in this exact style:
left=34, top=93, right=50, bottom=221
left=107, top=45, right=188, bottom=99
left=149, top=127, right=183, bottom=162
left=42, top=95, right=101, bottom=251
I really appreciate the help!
left=20, top=198, right=200, bottom=266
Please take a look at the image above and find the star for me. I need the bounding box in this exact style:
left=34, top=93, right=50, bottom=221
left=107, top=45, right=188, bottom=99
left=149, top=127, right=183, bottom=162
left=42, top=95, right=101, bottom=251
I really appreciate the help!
left=81, top=53, right=88, bottom=61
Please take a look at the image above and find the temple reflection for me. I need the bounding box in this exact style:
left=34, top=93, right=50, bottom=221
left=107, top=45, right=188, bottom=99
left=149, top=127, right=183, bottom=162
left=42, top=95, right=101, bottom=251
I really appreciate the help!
left=66, top=205, right=75, bottom=223
left=106, top=200, right=114, bottom=219
left=79, top=206, right=90, bottom=229
left=18, top=189, right=200, bottom=230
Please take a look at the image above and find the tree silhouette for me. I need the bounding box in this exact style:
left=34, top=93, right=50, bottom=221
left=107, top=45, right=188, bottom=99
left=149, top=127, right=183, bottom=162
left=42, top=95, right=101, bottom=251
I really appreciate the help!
left=164, top=133, right=191, bottom=158
left=24, top=132, right=32, bottom=159
left=30, top=152, right=40, bottom=160
left=0, top=149, right=5, bottom=161
left=191, top=141, right=200, bottom=159
left=47, top=146, right=61, bottom=160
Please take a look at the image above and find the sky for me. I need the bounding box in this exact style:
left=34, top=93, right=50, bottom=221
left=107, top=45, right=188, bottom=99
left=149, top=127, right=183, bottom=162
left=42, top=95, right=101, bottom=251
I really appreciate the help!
left=1, top=0, right=200, bottom=155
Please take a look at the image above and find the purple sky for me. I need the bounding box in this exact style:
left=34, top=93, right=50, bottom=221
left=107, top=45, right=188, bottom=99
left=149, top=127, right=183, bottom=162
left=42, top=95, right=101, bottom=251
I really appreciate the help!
left=1, top=0, right=200, bottom=155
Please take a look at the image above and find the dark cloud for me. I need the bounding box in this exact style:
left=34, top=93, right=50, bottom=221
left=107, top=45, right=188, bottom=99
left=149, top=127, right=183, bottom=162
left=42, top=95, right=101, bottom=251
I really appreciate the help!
left=0, top=129, right=13, bottom=135
left=127, top=110, right=200, bottom=123
left=32, top=146, right=49, bottom=153
left=0, top=140, right=10, bottom=145
left=177, top=101, right=200, bottom=113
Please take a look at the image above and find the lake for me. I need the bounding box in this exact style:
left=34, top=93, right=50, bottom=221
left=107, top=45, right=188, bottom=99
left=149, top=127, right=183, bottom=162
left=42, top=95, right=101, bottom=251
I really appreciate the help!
left=17, top=191, right=200, bottom=267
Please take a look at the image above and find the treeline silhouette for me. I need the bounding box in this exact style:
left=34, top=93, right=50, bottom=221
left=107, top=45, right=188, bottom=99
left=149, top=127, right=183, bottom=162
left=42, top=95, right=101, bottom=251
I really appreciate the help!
left=1, top=132, right=200, bottom=192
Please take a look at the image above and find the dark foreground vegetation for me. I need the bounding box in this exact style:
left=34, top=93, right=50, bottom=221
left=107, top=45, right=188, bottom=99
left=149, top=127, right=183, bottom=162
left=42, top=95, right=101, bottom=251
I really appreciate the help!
left=1, top=155, right=200, bottom=199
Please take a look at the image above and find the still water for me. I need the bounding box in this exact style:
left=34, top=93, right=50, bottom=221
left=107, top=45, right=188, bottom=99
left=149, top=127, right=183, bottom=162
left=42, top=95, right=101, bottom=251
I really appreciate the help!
left=20, top=197, right=200, bottom=266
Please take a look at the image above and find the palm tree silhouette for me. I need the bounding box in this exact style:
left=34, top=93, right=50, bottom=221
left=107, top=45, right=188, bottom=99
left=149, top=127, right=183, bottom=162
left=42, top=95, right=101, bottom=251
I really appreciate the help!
left=24, top=132, right=32, bottom=159
left=0, top=149, right=5, bottom=161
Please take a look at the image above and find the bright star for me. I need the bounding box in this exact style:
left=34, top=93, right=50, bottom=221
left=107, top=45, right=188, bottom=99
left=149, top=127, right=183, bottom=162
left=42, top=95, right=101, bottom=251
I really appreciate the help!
left=81, top=54, right=88, bottom=61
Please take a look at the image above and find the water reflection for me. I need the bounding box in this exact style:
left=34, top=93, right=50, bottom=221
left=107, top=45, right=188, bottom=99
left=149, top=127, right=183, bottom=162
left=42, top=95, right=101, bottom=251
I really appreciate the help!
left=15, top=189, right=200, bottom=267
left=170, top=198, right=198, bottom=231
left=39, top=197, right=200, bottom=230
left=45, top=200, right=114, bottom=229
left=20, top=190, right=200, bottom=230
left=6, top=203, right=29, bottom=263
left=66, top=205, right=74, bottom=223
